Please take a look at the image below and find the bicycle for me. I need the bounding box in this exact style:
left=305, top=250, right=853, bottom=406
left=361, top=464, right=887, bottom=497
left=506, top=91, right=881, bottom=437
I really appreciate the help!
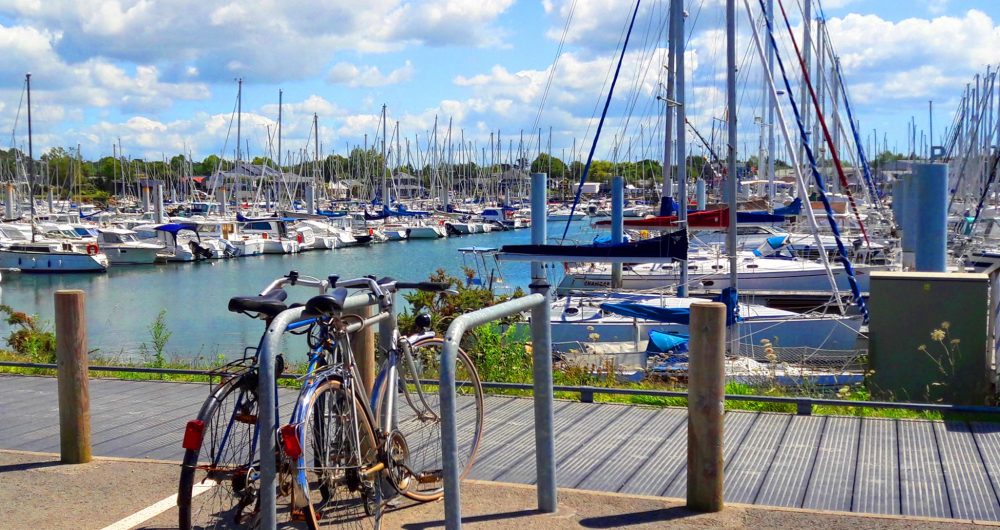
left=176, top=271, right=484, bottom=529
left=280, top=275, right=484, bottom=528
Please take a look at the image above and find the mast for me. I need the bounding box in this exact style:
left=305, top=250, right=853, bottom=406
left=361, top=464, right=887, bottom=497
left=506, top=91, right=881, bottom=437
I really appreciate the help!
left=726, top=0, right=738, bottom=348
left=277, top=89, right=283, bottom=169
left=799, top=0, right=811, bottom=169
left=675, top=0, right=688, bottom=297
left=766, top=0, right=776, bottom=198
left=381, top=104, right=388, bottom=205
left=661, top=0, right=678, bottom=212
left=236, top=77, right=243, bottom=163
left=26, top=73, right=36, bottom=241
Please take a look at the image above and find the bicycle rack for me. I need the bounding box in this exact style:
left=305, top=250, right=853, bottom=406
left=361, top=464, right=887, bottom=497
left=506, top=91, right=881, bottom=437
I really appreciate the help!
left=440, top=291, right=553, bottom=530
left=256, top=291, right=390, bottom=530
left=439, top=171, right=557, bottom=529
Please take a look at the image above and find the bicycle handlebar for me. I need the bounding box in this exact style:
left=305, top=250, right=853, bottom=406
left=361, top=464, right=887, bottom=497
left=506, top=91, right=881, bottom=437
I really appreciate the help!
left=258, top=270, right=456, bottom=305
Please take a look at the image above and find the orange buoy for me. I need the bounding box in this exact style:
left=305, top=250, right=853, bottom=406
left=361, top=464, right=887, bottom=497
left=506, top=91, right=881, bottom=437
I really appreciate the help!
left=86, top=243, right=100, bottom=256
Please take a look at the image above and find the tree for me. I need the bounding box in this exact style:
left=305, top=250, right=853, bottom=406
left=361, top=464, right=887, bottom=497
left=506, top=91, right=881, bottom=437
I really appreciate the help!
left=530, top=153, right=567, bottom=177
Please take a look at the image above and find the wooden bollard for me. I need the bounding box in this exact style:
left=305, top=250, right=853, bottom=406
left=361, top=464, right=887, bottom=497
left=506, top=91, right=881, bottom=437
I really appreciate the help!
left=687, top=301, right=726, bottom=512
left=347, top=305, right=376, bottom=397
left=55, top=290, right=91, bottom=464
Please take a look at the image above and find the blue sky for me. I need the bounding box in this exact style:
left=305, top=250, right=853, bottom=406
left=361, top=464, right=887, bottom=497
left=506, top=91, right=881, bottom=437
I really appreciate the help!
left=0, top=0, right=996, bottom=167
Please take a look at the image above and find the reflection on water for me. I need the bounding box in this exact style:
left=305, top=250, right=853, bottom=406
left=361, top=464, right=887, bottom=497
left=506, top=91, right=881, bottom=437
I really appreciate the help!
left=0, top=221, right=596, bottom=360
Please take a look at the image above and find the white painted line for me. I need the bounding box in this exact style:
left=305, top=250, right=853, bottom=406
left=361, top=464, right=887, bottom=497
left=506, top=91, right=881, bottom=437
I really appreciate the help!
left=100, top=479, right=216, bottom=530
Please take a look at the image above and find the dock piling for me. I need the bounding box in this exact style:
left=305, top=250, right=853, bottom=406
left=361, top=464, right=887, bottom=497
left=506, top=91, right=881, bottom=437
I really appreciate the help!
left=55, top=290, right=91, bottom=464
left=687, top=301, right=726, bottom=512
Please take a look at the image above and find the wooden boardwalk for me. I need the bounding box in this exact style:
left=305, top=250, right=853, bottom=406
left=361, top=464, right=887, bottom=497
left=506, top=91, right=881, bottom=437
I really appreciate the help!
left=3, top=374, right=1000, bottom=521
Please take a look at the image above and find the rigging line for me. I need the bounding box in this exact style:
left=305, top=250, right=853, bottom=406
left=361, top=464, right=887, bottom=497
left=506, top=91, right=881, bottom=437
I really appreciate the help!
left=775, top=0, right=870, bottom=247
left=560, top=0, right=643, bottom=243
left=9, top=79, right=25, bottom=151
left=611, top=3, right=668, bottom=161
left=757, top=0, right=867, bottom=322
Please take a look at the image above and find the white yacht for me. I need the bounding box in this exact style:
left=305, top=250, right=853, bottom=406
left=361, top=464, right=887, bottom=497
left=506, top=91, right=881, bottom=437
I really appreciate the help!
left=96, top=228, right=164, bottom=265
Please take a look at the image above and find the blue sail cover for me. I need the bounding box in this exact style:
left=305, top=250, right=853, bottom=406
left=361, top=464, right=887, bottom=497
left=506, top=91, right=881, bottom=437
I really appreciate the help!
left=599, top=302, right=690, bottom=325
left=736, top=211, right=786, bottom=223
left=316, top=209, right=348, bottom=218
left=773, top=197, right=803, bottom=216
left=154, top=222, right=198, bottom=234
left=500, top=230, right=687, bottom=262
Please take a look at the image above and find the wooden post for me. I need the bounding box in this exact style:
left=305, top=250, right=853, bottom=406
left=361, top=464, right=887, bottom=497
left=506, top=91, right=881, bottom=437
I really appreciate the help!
left=55, top=290, right=91, bottom=464
left=347, top=305, right=376, bottom=397
left=687, top=301, right=725, bottom=512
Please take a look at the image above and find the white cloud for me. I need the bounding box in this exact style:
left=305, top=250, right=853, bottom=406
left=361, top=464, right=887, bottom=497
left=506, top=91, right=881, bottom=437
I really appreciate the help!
left=327, top=61, right=415, bottom=88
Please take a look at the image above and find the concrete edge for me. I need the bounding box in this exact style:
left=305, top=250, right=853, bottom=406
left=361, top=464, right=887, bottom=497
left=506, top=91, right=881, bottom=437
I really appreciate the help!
left=0, top=448, right=180, bottom=466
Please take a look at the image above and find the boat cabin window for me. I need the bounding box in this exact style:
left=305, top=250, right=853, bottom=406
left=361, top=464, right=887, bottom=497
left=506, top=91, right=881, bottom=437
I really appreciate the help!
left=102, top=233, right=124, bottom=244
left=736, top=226, right=768, bottom=235
left=245, top=222, right=273, bottom=231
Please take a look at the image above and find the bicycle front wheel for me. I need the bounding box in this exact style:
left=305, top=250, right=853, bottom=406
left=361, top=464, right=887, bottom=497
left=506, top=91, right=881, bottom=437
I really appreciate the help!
left=392, top=338, right=484, bottom=501
left=296, top=377, right=382, bottom=529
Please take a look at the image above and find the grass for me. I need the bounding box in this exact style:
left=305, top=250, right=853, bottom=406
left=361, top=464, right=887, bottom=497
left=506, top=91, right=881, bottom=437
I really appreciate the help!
left=0, top=309, right=986, bottom=421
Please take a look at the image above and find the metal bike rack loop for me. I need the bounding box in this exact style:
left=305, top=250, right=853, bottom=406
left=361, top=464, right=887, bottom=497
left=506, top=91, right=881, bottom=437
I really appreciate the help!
left=440, top=171, right=557, bottom=529
left=258, top=291, right=387, bottom=530
left=439, top=292, right=552, bottom=529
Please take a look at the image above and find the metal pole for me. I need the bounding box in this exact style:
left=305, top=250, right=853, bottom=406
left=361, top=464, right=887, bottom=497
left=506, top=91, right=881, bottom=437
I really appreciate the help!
left=766, top=0, right=776, bottom=198
left=530, top=172, right=557, bottom=513
left=661, top=0, right=678, bottom=211
left=676, top=0, right=688, bottom=298
left=726, top=0, right=738, bottom=352
left=611, top=175, right=624, bottom=288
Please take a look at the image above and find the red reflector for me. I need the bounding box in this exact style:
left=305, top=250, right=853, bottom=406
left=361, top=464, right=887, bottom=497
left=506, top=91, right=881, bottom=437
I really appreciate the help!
left=280, top=424, right=303, bottom=459
left=182, top=419, right=205, bottom=451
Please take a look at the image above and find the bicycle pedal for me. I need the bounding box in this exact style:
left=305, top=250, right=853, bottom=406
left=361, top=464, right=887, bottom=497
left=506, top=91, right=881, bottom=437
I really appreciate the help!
left=417, top=471, right=443, bottom=484
left=235, top=413, right=258, bottom=424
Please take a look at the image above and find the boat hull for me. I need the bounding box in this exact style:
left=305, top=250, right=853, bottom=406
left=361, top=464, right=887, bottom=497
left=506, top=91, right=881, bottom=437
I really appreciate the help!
left=0, top=250, right=108, bottom=272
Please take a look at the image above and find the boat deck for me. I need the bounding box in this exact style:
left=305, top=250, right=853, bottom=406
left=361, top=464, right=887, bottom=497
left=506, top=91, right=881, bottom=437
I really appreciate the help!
left=2, top=375, right=1000, bottom=521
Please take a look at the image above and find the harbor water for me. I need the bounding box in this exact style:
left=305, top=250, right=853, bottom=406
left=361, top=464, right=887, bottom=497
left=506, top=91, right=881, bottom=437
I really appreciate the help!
left=0, top=221, right=599, bottom=360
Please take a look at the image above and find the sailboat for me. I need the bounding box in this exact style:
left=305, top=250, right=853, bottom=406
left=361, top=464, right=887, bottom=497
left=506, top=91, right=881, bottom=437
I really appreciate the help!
left=0, top=74, right=108, bottom=273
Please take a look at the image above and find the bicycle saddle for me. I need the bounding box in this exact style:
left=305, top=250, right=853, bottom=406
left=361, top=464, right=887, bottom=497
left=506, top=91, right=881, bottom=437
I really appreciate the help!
left=304, top=287, right=349, bottom=316
left=228, top=288, right=288, bottom=318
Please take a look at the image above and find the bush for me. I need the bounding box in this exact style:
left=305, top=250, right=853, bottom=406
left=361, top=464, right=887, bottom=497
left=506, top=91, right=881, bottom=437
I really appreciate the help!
left=0, top=304, right=56, bottom=363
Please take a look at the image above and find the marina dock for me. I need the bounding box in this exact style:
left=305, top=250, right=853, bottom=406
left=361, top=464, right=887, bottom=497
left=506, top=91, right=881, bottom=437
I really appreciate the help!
left=4, top=374, right=1000, bottom=523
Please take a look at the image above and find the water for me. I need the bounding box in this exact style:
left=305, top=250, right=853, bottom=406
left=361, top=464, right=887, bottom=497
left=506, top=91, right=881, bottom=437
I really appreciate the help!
left=1, top=221, right=601, bottom=360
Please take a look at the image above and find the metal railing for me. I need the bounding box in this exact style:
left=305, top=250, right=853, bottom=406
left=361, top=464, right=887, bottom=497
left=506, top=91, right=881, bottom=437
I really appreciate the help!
left=4, top=361, right=998, bottom=417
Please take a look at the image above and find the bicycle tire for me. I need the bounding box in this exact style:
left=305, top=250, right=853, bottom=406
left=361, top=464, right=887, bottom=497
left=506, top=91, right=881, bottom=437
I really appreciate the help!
left=178, top=372, right=262, bottom=530
left=388, top=338, right=485, bottom=502
left=293, top=376, right=382, bottom=529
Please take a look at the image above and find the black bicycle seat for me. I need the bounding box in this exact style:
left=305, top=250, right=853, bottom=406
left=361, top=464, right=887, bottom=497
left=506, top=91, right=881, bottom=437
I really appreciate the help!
left=228, top=289, right=289, bottom=318
left=304, top=287, right=349, bottom=316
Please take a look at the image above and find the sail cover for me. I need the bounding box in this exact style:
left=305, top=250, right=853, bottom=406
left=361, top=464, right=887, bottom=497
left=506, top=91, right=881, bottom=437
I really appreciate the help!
left=599, top=302, right=691, bottom=325
left=499, top=230, right=687, bottom=263
left=593, top=208, right=729, bottom=230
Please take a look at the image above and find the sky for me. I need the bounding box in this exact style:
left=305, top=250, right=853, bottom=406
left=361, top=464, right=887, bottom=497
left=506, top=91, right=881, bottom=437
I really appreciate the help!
left=0, top=0, right=997, bottom=167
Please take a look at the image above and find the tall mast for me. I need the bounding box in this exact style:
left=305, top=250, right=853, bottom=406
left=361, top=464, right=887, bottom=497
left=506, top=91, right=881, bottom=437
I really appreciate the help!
left=381, top=104, right=388, bottom=204
left=236, top=77, right=243, bottom=163
left=726, top=0, right=738, bottom=347
left=766, top=0, right=776, bottom=198
left=799, top=0, right=811, bottom=168
left=661, top=0, right=678, bottom=213
left=26, top=73, right=36, bottom=240
left=277, top=89, right=283, bottom=170
left=675, top=0, right=688, bottom=297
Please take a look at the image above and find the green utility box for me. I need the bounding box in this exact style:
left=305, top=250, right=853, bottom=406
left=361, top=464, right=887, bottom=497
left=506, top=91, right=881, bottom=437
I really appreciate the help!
left=868, top=271, right=992, bottom=405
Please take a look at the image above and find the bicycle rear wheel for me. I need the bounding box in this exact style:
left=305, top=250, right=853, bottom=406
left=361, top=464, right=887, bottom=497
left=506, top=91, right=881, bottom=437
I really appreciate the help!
left=178, top=372, right=261, bottom=529
left=390, top=338, right=484, bottom=501
left=293, top=377, right=382, bottom=529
